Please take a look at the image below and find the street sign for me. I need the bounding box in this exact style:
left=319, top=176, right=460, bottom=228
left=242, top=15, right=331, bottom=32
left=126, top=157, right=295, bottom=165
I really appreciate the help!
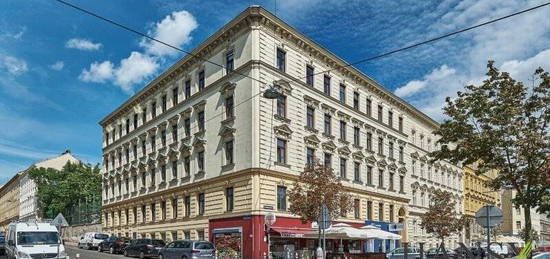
left=51, top=213, right=69, bottom=227
left=475, top=205, right=503, bottom=228
left=318, top=204, right=332, bottom=230
left=265, top=213, right=276, bottom=226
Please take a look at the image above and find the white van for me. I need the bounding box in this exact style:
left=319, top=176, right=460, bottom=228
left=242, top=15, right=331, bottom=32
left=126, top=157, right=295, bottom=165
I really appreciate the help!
left=77, top=232, right=109, bottom=250
left=5, top=221, right=66, bottom=259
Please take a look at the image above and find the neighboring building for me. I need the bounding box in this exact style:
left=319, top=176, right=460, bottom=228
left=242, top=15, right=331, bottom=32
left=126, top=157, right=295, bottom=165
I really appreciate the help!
left=99, top=6, right=463, bottom=258
left=540, top=214, right=550, bottom=247
left=463, top=165, right=500, bottom=245
left=501, top=189, right=541, bottom=240
left=19, top=150, right=80, bottom=221
left=0, top=173, right=22, bottom=231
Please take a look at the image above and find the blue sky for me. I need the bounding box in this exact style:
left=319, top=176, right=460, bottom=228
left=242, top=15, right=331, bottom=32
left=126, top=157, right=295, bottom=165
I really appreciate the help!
left=1, top=0, right=549, bottom=184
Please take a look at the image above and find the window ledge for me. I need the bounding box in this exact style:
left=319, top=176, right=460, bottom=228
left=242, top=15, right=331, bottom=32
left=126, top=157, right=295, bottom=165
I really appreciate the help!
left=274, top=114, right=291, bottom=123
left=274, top=162, right=291, bottom=168
left=304, top=126, right=318, bottom=133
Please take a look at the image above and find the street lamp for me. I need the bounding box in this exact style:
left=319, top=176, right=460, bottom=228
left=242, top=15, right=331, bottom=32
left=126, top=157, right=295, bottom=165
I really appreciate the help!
left=262, top=87, right=282, bottom=99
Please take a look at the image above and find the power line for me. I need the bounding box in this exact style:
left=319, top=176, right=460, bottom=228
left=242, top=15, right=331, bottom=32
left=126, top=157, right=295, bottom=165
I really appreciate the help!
left=52, top=0, right=267, bottom=85
left=287, top=1, right=550, bottom=83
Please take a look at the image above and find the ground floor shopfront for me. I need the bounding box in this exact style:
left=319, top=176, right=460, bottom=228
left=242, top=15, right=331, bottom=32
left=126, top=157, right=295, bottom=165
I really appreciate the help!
left=209, top=215, right=402, bottom=258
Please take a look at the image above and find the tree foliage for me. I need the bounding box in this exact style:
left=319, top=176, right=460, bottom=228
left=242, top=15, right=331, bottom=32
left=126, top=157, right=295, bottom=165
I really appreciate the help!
left=431, top=62, right=550, bottom=243
left=29, top=162, right=102, bottom=219
left=420, top=190, right=467, bottom=243
left=287, top=160, right=353, bottom=223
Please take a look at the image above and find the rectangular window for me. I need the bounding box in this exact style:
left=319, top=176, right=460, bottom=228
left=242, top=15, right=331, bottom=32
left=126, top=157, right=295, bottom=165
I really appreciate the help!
left=367, top=132, right=373, bottom=152
left=106, top=132, right=110, bottom=145
left=398, top=117, right=403, bottom=132
left=389, top=172, right=394, bottom=191
left=388, top=111, right=393, bottom=128
left=197, top=111, right=205, bottom=131
left=306, top=65, right=314, bottom=86
left=277, top=186, right=287, bottom=211
left=161, top=95, right=167, bottom=112
left=184, top=156, right=190, bottom=176
left=389, top=204, right=395, bottom=222
left=340, top=157, right=347, bottom=178
left=378, top=137, right=383, bottom=155
left=399, top=146, right=404, bottom=163
left=389, top=142, right=394, bottom=159
left=276, top=95, right=286, bottom=118
left=225, top=96, right=234, bottom=119
left=378, top=203, right=384, bottom=221
left=399, top=175, right=404, bottom=193
left=161, top=165, right=166, bottom=182
left=141, top=172, right=146, bottom=187
left=367, top=201, right=373, bottom=220
left=161, top=130, right=167, bottom=146
left=323, top=75, right=331, bottom=95
left=125, top=148, right=129, bottom=163
left=142, top=108, right=147, bottom=124
left=226, top=187, right=234, bottom=211
left=306, top=106, right=315, bottom=128
left=198, top=70, right=205, bottom=90
left=354, top=162, right=361, bottom=182
left=185, top=80, right=191, bottom=99
left=151, top=102, right=157, bottom=118
left=161, top=201, right=166, bottom=220
left=126, top=119, right=130, bottom=134
left=276, top=138, right=287, bottom=164
left=198, top=193, right=205, bottom=215
left=339, top=120, right=346, bottom=141
left=184, top=118, right=191, bottom=136
left=141, top=205, right=146, bottom=223
left=151, top=136, right=156, bottom=152
left=377, top=105, right=383, bottom=122
left=276, top=48, right=286, bottom=72
left=197, top=151, right=205, bottom=172
left=306, top=148, right=315, bottom=168
left=172, top=198, right=178, bottom=219
left=354, top=199, right=361, bottom=219
left=151, top=203, right=156, bottom=222
left=366, top=99, right=372, bottom=117
left=171, top=160, right=177, bottom=178
left=133, top=114, right=138, bottom=129
left=354, top=127, right=360, bottom=146
left=119, top=124, right=122, bottom=138
left=226, top=51, right=234, bottom=73
left=184, top=196, right=191, bottom=217
left=367, top=166, right=373, bottom=185
left=172, top=125, right=178, bottom=143
left=353, top=91, right=360, bottom=110
left=172, top=87, right=178, bottom=106
left=225, top=140, right=234, bottom=165
left=133, top=175, right=137, bottom=190
left=339, top=84, right=346, bottom=103
left=197, top=229, right=205, bottom=241
left=324, top=153, right=332, bottom=168
left=324, top=114, right=332, bottom=135
left=378, top=169, right=384, bottom=188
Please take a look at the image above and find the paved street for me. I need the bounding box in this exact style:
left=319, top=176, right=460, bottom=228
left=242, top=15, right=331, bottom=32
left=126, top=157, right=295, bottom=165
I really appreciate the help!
left=0, top=246, right=127, bottom=259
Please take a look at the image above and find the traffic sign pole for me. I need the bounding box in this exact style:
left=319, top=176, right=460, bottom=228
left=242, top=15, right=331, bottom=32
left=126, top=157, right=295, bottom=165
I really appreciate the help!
left=486, top=205, right=491, bottom=259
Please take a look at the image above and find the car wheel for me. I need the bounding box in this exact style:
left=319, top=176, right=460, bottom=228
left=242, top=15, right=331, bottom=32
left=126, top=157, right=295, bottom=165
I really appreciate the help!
left=139, top=251, right=145, bottom=259
left=110, top=247, right=115, bottom=254
left=98, top=245, right=102, bottom=252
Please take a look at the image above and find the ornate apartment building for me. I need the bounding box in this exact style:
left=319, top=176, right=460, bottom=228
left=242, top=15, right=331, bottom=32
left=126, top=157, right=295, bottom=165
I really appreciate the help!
left=100, top=6, right=463, bottom=257
left=463, top=165, right=500, bottom=245
left=0, top=173, right=21, bottom=231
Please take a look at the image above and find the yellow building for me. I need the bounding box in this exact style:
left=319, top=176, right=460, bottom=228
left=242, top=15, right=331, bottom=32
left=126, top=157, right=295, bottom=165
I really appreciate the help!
left=463, top=165, right=500, bottom=244
left=0, top=173, right=21, bottom=231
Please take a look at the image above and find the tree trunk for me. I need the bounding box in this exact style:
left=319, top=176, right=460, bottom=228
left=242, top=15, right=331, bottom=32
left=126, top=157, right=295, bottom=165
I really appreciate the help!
left=523, top=206, right=533, bottom=259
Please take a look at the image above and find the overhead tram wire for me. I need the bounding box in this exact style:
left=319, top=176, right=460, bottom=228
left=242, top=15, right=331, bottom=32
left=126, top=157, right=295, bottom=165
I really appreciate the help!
left=52, top=0, right=267, bottom=86
left=52, top=0, right=550, bottom=136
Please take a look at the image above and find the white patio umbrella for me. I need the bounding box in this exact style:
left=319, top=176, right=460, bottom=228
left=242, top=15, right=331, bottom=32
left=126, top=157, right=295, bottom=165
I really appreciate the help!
left=360, top=225, right=401, bottom=240
left=323, top=223, right=365, bottom=239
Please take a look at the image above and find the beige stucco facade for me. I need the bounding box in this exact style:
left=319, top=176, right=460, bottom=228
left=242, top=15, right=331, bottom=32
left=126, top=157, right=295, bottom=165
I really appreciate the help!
left=100, top=6, right=463, bottom=250
left=501, top=189, right=541, bottom=239
left=0, top=173, right=21, bottom=231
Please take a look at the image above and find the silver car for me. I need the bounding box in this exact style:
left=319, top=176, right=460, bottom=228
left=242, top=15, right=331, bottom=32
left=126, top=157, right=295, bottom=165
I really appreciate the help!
left=159, top=240, right=215, bottom=259
left=387, top=247, right=427, bottom=259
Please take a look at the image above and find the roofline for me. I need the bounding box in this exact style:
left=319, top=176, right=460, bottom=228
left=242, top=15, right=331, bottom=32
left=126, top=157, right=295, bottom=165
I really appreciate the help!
left=100, top=6, right=440, bottom=128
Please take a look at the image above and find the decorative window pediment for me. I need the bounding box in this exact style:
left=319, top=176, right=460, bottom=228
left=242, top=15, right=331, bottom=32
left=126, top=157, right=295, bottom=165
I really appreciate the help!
left=351, top=118, right=364, bottom=127
left=388, top=163, right=398, bottom=171
left=193, top=100, right=207, bottom=110
left=168, top=114, right=179, bottom=124
left=274, top=124, right=293, bottom=139
left=322, top=141, right=337, bottom=151
left=337, top=111, right=351, bottom=121
left=410, top=152, right=420, bottom=159
left=420, top=155, right=428, bottom=162
left=147, top=126, right=158, bottom=134
left=398, top=167, right=407, bottom=175
left=352, top=151, right=365, bottom=160
left=304, top=134, right=321, bottom=148
left=398, top=140, right=407, bottom=146
left=387, top=134, right=397, bottom=141
left=193, top=137, right=207, bottom=148
left=219, top=125, right=236, bottom=138
left=376, top=129, right=387, bottom=137
left=167, top=148, right=179, bottom=158
left=321, top=103, right=336, bottom=114
left=338, top=146, right=352, bottom=156
left=220, top=82, right=236, bottom=97
left=366, top=155, right=377, bottom=164
left=411, top=182, right=420, bottom=189
left=179, top=107, right=192, bottom=118
left=303, top=95, right=320, bottom=107
left=364, top=124, right=376, bottom=133
left=377, top=159, right=388, bottom=168
left=179, top=142, right=191, bottom=154
left=274, top=79, right=292, bottom=95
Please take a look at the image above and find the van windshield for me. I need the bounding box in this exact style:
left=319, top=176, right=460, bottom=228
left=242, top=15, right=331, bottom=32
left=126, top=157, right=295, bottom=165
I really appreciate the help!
left=17, top=232, right=59, bottom=245
left=94, top=234, right=109, bottom=239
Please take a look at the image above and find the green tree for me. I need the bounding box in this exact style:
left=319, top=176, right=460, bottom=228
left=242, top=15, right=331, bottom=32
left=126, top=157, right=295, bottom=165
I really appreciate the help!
left=29, top=162, right=102, bottom=219
left=431, top=62, right=550, bottom=244
left=287, top=160, right=352, bottom=223
left=420, top=190, right=467, bottom=254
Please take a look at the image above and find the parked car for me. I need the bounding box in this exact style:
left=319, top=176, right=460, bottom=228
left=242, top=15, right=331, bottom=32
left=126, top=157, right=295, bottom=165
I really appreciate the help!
left=533, top=252, right=550, bottom=259
left=387, top=247, right=426, bottom=259
left=159, top=240, right=215, bottom=259
left=0, top=234, right=5, bottom=255
left=98, top=235, right=130, bottom=254
left=78, top=232, right=110, bottom=249
left=124, top=238, right=166, bottom=258
left=426, top=247, right=457, bottom=258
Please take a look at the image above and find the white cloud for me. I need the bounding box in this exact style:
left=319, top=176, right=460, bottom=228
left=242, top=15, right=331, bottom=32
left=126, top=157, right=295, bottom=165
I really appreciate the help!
left=499, top=49, right=550, bottom=82
left=0, top=54, right=28, bottom=75
left=49, top=61, right=64, bottom=71
left=140, top=10, right=198, bottom=57
left=79, top=61, right=114, bottom=83
left=65, top=38, right=103, bottom=51
left=396, top=65, right=455, bottom=97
